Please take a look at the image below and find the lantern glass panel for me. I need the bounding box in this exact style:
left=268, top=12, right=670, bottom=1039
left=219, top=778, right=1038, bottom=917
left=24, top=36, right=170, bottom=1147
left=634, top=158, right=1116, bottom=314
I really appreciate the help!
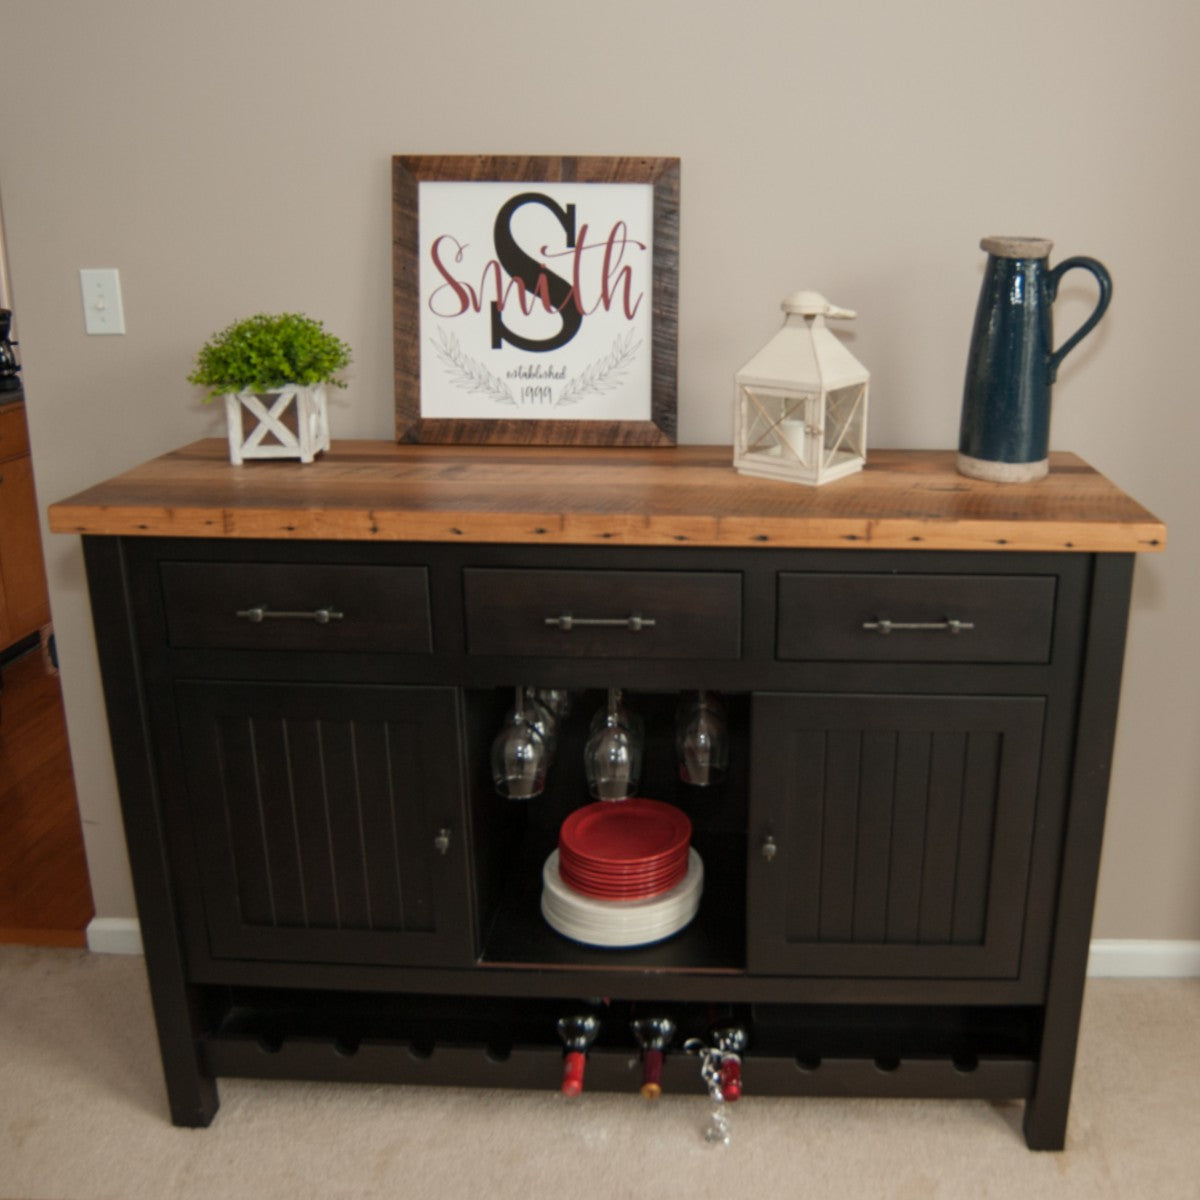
left=738, top=385, right=819, bottom=466
left=823, top=383, right=867, bottom=472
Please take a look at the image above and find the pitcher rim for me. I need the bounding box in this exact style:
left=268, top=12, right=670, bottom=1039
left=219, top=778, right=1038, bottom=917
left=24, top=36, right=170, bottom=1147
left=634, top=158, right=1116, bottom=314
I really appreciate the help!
left=981, top=235, right=1053, bottom=259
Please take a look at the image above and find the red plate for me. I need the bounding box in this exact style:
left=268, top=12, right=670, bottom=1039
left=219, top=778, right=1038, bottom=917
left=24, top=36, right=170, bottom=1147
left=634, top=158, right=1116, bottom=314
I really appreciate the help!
left=559, top=844, right=691, bottom=883
left=558, top=850, right=686, bottom=880
left=561, top=879, right=683, bottom=901
left=559, top=850, right=687, bottom=882
left=559, top=798, right=691, bottom=867
left=558, top=863, right=685, bottom=890
left=559, top=858, right=689, bottom=900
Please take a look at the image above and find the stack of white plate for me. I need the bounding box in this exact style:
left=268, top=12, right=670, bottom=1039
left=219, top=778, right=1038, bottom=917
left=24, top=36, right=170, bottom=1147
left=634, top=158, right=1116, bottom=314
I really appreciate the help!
left=540, top=848, right=704, bottom=948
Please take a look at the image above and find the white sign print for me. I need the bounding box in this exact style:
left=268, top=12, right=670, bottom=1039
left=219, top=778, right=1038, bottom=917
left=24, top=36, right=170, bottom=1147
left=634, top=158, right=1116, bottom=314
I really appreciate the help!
left=418, top=181, right=653, bottom=421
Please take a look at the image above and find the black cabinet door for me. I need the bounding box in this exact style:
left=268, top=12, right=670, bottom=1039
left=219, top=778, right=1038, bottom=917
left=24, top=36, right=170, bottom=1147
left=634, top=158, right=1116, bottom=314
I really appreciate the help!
left=175, top=680, right=475, bottom=967
left=747, top=693, right=1045, bottom=980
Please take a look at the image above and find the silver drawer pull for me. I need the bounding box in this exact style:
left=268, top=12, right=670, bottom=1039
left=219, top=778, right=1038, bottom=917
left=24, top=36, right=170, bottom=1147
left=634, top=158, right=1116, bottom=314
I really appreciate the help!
left=544, top=614, right=657, bottom=633
left=862, top=617, right=975, bottom=636
left=236, top=605, right=345, bottom=625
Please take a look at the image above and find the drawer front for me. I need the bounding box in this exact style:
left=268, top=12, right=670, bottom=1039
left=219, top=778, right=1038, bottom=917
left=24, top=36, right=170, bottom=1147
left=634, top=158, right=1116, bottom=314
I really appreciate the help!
left=161, top=561, right=432, bottom=653
left=464, top=568, right=741, bottom=659
left=0, top=403, right=30, bottom=461
left=777, top=572, right=1056, bottom=663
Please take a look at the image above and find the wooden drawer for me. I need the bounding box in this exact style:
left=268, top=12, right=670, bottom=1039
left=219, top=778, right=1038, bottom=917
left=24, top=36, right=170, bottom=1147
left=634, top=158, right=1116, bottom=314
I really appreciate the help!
left=160, top=561, right=432, bottom=653
left=0, top=402, right=30, bottom=461
left=777, top=572, right=1056, bottom=663
left=463, top=567, right=741, bottom=659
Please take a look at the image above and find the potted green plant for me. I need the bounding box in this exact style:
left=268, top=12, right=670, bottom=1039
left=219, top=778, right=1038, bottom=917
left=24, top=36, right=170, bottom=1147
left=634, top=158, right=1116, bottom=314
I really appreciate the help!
left=188, top=312, right=352, bottom=465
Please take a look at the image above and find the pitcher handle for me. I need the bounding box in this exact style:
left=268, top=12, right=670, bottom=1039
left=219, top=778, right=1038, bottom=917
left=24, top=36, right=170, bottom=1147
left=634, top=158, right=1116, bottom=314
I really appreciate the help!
left=1048, top=257, right=1112, bottom=381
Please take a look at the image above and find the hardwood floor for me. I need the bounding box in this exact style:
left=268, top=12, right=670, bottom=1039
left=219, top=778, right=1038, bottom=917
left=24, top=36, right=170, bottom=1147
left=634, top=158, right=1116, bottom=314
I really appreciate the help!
left=0, top=641, right=93, bottom=946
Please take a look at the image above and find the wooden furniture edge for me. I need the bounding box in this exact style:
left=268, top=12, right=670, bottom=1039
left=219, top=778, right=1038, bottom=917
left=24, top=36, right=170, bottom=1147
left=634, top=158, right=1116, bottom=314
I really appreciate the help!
left=48, top=441, right=1166, bottom=554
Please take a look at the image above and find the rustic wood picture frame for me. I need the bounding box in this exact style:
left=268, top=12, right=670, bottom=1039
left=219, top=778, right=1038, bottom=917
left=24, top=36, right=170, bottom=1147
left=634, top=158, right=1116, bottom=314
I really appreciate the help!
left=393, top=155, right=679, bottom=446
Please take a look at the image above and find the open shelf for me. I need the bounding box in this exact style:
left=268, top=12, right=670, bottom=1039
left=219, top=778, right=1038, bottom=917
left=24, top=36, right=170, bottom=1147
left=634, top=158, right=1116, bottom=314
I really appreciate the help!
left=469, top=688, right=749, bottom=973
left=479, top=826, right=746, bottom=971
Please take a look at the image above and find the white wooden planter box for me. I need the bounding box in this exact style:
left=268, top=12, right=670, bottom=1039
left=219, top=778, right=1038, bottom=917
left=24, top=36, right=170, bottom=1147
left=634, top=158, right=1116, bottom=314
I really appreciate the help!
left=223, top=385, right=330, bottom=465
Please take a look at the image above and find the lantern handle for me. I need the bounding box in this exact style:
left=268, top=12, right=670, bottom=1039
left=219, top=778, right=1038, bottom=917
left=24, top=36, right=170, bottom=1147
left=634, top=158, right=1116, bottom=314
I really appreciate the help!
left=782, top=290, right=856, bottom=320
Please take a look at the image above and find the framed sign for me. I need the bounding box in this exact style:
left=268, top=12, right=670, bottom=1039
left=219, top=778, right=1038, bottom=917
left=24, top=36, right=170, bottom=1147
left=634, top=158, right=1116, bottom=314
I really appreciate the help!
left=393, top=155, right=679, bottom=445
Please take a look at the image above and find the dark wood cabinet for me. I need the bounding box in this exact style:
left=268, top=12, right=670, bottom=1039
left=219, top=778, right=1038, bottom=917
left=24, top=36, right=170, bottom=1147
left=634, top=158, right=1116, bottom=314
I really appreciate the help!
left=51, top=442, right=1164, bottom=1149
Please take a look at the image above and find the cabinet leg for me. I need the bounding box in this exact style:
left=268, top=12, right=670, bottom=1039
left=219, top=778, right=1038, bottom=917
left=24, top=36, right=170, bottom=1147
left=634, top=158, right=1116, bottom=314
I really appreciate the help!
left=83, top=537, right=221, bottom=1127
left=1022, top=556, right=1136, bottom=1154
left=165, top=1071, right=220, bottom=1128
left=1022, top=1093, right=1068, bottom=1151
left=147, top=985, right=221, bottom=1127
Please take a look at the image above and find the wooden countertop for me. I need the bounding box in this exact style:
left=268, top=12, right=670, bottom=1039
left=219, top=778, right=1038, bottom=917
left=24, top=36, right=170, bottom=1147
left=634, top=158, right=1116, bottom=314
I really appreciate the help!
left=48, top=440, right=1165, bottom=553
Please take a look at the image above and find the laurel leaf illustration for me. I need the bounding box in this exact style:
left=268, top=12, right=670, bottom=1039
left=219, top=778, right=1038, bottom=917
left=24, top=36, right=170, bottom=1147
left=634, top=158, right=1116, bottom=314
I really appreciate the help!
left=429, top=329, right=516, bottom=406
left=556, top=330, right=642, bottom=407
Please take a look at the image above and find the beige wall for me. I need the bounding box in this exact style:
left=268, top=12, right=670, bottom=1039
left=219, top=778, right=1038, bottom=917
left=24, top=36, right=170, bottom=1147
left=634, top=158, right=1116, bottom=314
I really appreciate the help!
left=2, top=0, right=1196, bottom=938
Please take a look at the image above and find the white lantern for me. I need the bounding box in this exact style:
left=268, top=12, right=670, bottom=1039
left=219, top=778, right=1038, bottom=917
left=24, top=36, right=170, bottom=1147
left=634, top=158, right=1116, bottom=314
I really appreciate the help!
left=733, top=291, right=869, bottom=486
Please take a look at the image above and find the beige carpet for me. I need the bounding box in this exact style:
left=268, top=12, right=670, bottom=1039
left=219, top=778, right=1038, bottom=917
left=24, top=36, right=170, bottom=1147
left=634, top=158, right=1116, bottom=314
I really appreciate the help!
left=0, top=946, right=1197, bottom=1200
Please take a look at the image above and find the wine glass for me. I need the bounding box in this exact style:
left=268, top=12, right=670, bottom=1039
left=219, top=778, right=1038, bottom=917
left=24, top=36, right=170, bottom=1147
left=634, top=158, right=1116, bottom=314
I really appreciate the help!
left=524, top=691, right=560, bottom=759
left=675, top=690, right=728, bottom=787
left=490, top=686, right=551, bottom=800
left=587, top=687, right=644, bottom=742
left=584, top=688, right=643, bottom=801
left=534, top=688, right=572, bottom=723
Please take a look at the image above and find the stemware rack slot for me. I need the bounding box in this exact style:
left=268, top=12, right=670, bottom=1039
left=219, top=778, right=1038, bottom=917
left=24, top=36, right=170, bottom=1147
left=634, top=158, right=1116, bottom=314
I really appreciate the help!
left=198, top=988, right=1037, bottom=1100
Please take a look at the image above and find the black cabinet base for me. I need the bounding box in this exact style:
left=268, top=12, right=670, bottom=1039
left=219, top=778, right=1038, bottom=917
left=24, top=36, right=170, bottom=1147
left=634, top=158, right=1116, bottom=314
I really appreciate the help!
left=193, top=987, right=1043, bottom=1136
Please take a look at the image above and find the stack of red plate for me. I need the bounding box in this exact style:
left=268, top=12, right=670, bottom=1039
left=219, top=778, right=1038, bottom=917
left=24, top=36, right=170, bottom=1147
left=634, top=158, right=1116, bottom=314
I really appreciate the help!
left=557, top=798, right=691, bottom=900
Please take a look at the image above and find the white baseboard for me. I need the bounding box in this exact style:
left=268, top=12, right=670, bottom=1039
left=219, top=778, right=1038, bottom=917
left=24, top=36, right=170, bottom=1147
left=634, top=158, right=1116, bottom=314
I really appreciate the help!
left=86, top=917, right=143, bottom=956
left=83, top=919, right=1200, bottom=978
left=1087, top=939, right=1200, bottom=978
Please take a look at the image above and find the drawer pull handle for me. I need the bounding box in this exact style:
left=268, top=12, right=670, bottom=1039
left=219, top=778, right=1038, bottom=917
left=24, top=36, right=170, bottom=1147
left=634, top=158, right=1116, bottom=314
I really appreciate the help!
left=236, top=605, right=345, bottom=625
left=761, top=835, right=778, bottom=863
left=544, top=613, right=657, bottom=633
left=434, top=827, right=452, bottom=856
left=862, top=618, right=975, bottom=636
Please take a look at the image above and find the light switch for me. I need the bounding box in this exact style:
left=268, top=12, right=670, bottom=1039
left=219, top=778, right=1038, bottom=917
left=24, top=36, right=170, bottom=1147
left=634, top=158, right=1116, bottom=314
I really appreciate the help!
left=80, top=268, right=126, bottom=335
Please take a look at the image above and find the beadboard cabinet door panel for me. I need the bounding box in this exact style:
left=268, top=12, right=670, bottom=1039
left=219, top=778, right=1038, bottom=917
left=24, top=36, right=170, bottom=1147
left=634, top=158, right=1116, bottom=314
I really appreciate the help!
left=175, top=681, right=474, bottom=968
left=747, top=693, right=1045, bottom=981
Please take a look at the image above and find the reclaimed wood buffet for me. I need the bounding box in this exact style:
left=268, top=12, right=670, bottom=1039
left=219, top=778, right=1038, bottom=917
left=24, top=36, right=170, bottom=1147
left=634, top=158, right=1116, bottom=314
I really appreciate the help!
left=49, top=441, right=1164, bottom=1148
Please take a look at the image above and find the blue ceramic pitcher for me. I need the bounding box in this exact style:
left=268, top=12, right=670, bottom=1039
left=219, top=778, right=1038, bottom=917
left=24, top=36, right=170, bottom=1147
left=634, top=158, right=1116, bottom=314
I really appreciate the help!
left=957, top=236, right=1112, bottom=482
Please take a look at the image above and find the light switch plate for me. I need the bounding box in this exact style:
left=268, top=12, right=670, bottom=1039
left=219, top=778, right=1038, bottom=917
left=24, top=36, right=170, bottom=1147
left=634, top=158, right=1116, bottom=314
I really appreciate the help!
left=80, top=268, right=125, bottom=335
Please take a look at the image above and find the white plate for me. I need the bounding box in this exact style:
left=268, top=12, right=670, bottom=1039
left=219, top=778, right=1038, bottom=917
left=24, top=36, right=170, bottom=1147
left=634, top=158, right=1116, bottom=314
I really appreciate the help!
left=540, top=892, right=702, bottom=947
left=541, top=880, right=700, bottom=932
left=540, top=849, right=703, bottom=947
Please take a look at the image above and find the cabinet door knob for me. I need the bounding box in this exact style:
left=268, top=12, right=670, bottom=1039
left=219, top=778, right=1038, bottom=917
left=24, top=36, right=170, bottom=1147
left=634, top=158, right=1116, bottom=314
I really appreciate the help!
left=761, top=835, right=777, bottom=863
left=434, top=827, right=452, bottom=856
